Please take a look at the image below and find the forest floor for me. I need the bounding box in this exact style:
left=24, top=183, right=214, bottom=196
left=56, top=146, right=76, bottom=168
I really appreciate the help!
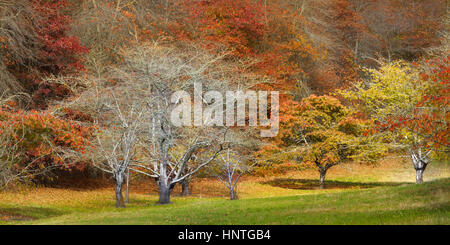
left=0, top=158, right=449, bottom=224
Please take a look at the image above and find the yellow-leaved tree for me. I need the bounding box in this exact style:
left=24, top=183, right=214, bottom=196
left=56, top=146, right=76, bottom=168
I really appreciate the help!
left=338, top=60, right=448, bottom=183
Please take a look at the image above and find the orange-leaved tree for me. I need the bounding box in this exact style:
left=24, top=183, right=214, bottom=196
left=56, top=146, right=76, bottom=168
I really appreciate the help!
left=277, top=95, right=386, bottom=188
left=0, top=109, right=92, bottom=188
left=186, top=0, right=266, bottom=57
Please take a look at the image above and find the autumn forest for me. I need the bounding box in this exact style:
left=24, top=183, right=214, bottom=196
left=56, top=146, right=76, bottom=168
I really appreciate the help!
left=0, top=0, right=448, bottom=226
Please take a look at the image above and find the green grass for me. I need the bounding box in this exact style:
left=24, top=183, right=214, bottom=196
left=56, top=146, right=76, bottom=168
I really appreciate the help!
left=2, top=178, right=449, bottom=225
left=1, top=160, right=449, bottom=225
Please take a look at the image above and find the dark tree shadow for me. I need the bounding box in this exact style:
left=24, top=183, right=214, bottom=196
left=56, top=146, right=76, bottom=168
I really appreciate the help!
left=0, top=207, right=65, bottom=222
left=263, top=178, right=409, bottom=190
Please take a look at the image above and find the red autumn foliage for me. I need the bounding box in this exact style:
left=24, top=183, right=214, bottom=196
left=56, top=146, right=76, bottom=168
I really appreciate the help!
left=376, top=56, right=449, bottom=152
left=31, top=0, right=88, bottom=74
left=0, top=109, right=93, bottom=175
left=412, top=57, right=449, bottom=149
left=29, top=0, right=88, bottom=109
left=1, top=0, right=88, bottom=109
left=185, top=0, right=266, bottom=57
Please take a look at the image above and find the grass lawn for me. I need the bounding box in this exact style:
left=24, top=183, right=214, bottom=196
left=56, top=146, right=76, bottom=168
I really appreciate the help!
left=0, top=159, right=449, bottom=225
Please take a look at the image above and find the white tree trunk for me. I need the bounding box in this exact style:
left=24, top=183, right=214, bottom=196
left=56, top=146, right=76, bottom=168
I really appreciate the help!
left=416, top=169, right=424, bottom=184
left=230, top=186, right=238, bottom=200
left=157, top=176, right=172, bottom=204
left=125, top=167, right=129, bottom=204
left=114, top=171, right=126, bottom=208
left=410, top=148, right=430, bottom=184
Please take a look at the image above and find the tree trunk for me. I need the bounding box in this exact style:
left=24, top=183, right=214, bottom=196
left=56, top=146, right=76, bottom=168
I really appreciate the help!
left=157, top=180, right=172, bottom=204
left=416, top=169, right=424, bottom=184
left=115, top=174, right=125, bottom=208
left=410, top=150, right=428, bottom=184
left=319, top=170, right=326, bottom=189
left=230, top=187, right=238, bottom=200
left=125, top=168, right=129, bottom=204
left=180, top=178, right=191, bottom=196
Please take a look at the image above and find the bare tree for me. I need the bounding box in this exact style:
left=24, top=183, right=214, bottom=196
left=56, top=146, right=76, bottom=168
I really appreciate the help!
left=93, top=87, right=145, bottom=208
left=0, top=0, right=40, bottom=99
left=139, top=83, right=227, bottom=204
left=79, top=41, right=260, bottom=205
left=142, top=131, right=226, bottom=204
left=215, top=149, right=255, bottom=200
left=113, top=42, right=257, bottom=204
left=71, top=0, right=137, bottom=76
